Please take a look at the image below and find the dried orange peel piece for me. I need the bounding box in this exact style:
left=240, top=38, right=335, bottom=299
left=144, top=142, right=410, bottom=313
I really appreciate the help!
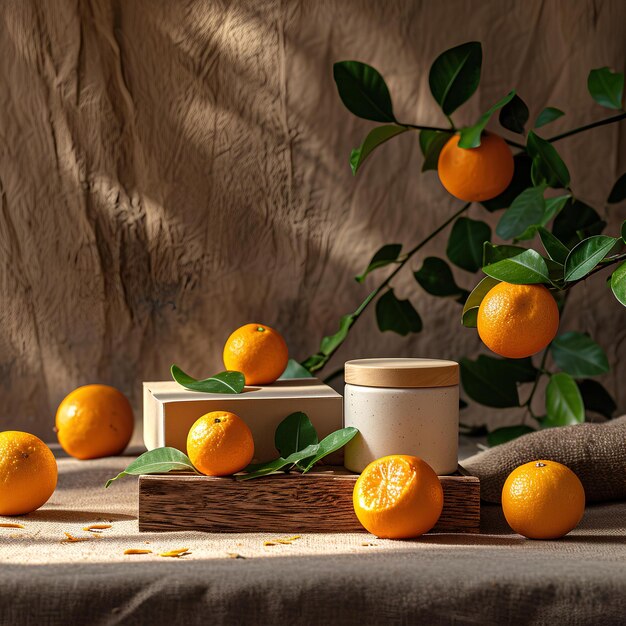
left=61, top=532, right=90, bottom=543
left=83, top=524, right=112, bottom=532
left=264, top=535, right=301, bottom=546
left=158, top=548, right=191, bottom=558
left=0, top=523, right=25, bottom=529
left=124, top=549, right=152, bottom=555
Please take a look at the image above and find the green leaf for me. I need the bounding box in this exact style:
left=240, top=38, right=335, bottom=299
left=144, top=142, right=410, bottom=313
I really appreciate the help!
left=319, top=314, right=356, bottom=355
left=527, top=130, right=570, bottom=188
left=514, top=194, right=570, bottom=242
left=171, top=365, right=245, bottom=394
left=499, top=94, right=529, bottom=135
left=105, top=448, right=198, bottom=488
left=544, top=372, right=585, bottom=427
left=496, top=185, right=546, bottom=240
left=534, top=107, right=565, bottom=128
left=460, top=355, right=537, bottom=408
left=481, top=153, right=532, bottom=212
left=552, top=199, right=606, bottom=247
left=419, top=130, right=453, bottom=172
left=300, top=427, right=359, bottom=472
left=577, top=379, right=616, bottom=419
left=333, top=61, right=396, bottom=123
left=458, top=91, right=516, bottom=148
left=487, top=425, right=535, bottom=447
left=428, top=42, right=482, bottom=116
left=610, top=261, right=626, bottom=306
left=274, top=412, right=318, bottom=458
left=550, top=331, right=609, bottom=377
left=446, top=217, right=492, bottom=273
left=483, top=249, right=550, bottom=284
left=237, top=445, right=321, bottom=481
left=537, top=227, right=570, bottom=265
left=482, top=243, right=526, bottom=266
left=607, top=173, right=626, bottom=203
left=461, top=276, right=500, bottom=327
left=564, top=235, right=618, bottom=281
left=413, top=256, right=469, bottom=300
left=279, top=359, right=314, bottom=380
left=623, top=221, right=626, bottom=244
left=376, top=289, right=422, bottom=335
left=587, top=67, right=624, bottom=110
left=350, top=125, right=408, bottom=175
left=355, top=243, right=402, bottom=283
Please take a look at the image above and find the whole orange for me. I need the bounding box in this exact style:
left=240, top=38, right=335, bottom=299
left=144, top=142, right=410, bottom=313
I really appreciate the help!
left=502, top=460, right=585, bottom=539
left=187, top=410, right=254, bottom=476
left=0, top=431, right=58, bottom=515
left=437, top=132, right=514, bottom=202
left=353, top=455, right=443, bottom=539
left=223, top=323, right=288, bottom=385
left=477, top=282, right=559, bottom=358
left=56, top=385, right=134, bottom=460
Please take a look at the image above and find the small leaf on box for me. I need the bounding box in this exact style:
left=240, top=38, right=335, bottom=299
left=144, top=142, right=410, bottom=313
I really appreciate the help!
left=300, top=428, right=359, bottom=472
left=279, top=359, right=313, bottom=380
left=274, top=412, right=318, bottom=459
left=171, top=365, right=245, bottom=394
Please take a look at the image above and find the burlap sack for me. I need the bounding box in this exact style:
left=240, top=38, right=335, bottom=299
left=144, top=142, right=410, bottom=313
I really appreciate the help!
left=461, top=415, right=626, bottom=503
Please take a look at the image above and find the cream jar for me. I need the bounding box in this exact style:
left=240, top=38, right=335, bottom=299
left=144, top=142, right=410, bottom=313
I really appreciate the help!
left=343, top=358, right=459, bottom=475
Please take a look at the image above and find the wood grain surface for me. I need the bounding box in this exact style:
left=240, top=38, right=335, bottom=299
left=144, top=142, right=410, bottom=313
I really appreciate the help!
left=1, top=1, right=625, bottom=439
left=138, top=468, right=480, bottom=533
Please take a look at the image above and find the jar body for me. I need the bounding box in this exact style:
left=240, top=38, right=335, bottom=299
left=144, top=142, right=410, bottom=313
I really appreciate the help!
left=344, top=383, right=458, bottom=475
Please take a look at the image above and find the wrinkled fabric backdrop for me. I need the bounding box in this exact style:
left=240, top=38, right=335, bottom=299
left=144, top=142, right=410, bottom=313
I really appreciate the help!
left=1, top=0, right=625, bottom=441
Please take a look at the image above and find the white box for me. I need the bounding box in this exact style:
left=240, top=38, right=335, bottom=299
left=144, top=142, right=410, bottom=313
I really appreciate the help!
left=143, top=378, right=343, bottom=464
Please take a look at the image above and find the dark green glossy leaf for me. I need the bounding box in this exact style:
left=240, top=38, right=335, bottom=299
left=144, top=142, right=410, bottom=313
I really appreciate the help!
left=514, top=194, right=570, bottom=241
left=447, top=217, right=492, bottom=272
left=419, top=130, right=453, bottom=172
left=105, top=448, right=198, bottom=488
left=171, top=365, right=245, bottom=394
left=552, top=199, right=606, bottom=247
left=482, top=153, right=533, bottom=212
left=499, top=94, right=529, bottom=134
left=527, top=130, right=570, bottom=188
left=413, top=256, right=469, bottom=300
left=300, top=427, right=359, bottom=472
left=376, top=289, right=422, bottom=335
left=608, top=173, right=626, bottom=203
left=496, top=185, right=546, bottom=240
left=428, top=42, right=482, bottom=116
left=333, top=61, right=396, bottom=123
left=355, top=243, right=402, bottom=283
left=577, top=379, right=617, bottom=419
left=275, top=412, right=318, bottom=458
left=587, top=67, right=624, bottom=110
left=461, top=276, right=500, bottom=327
left=610, top=261, right=626, bottom=306
left=564, top=235, right=618, bottom=281
left=544, top=373, right=585, bottom=426
left=488, top=425, right=535, bottom=447
left=537, top=227, right=570, bottom=265
left=237, top=444, right=321, bottom=480
left=279, top=359, right=314, bottom=380
left=482, top=243, right=526, bottom=266
left=483, top=249, right=550, bottom=284
left=459, top=91, right=516, bottom=148
left=534, top=107, right=565, bottom=128
left=460, top=355, right=537, bottom=408
left=350, top=125, right=408, bottom=175
left=551, top=331, right=609, bottom=377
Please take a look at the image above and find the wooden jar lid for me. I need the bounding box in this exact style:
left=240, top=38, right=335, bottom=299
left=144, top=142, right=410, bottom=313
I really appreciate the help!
left=344, top=358, right=459, bottom=388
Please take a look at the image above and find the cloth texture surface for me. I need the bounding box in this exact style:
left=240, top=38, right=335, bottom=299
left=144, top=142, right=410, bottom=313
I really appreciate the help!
left=1, top=0, right=626, bottom=440
left=0, top=454, right=625, bottom=625
left=462, top=416, right=626, bottom=503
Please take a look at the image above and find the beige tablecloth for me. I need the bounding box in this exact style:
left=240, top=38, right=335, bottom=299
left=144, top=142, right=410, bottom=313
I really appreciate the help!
left=1, top=454, right=625, bottom=625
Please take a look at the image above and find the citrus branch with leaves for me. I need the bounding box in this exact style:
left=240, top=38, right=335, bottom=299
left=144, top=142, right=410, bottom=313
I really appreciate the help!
left=301, top=42, right=626, bottom=445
